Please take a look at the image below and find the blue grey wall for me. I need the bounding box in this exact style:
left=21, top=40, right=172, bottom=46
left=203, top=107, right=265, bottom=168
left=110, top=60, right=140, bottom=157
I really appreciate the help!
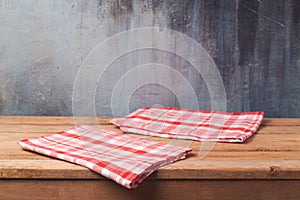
left=0, top=0, right=299, bottom=117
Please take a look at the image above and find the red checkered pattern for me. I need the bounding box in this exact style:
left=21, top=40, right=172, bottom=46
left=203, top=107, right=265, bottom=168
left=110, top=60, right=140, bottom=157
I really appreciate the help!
left=18, top=125, right=191, bottom=189
left=110, top=107, right=264, bottom=143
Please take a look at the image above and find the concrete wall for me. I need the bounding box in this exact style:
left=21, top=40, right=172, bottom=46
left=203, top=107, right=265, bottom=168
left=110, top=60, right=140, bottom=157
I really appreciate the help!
left=0, top=0, right=299, bottom=117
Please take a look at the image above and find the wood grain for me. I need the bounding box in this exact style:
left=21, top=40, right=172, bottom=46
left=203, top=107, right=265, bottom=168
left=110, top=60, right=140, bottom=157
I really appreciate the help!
left=0, top=179, right=299, bottom=200
left=0, top=116, right=112, bottom=125
left=0, top=116, right=299, bottom=199
left=1, top=116, right=299, bottom=126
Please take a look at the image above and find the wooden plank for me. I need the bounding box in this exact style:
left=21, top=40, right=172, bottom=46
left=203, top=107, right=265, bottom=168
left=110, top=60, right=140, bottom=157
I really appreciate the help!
left=161, top=160, right=300, bottom=179
left=1, top=133, right=300, bottom=152
left=0, top=160, right=101, bottom=179
left=1, top=156, right=300, bottom=179
left=0, top=179, right=299, bottom=200
left=262, top=118, right=300, bottom=126
left=1, top=150, right=299, bottom=160
left=0, top=116, right=112, bottom=125
left=0, top=124, right=120, bottom=133
left=1, top=123, right=300, bottom=135
left=257, top=125, right=300, bottom=134
left=1, top=140, right=300, bottom=153
left=0, top=150, right=300, bottom=180
left=0, top=116, right=299, bottom=126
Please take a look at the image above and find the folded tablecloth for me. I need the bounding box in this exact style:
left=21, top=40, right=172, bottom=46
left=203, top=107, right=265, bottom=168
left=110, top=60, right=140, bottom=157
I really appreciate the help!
left=110, top=107, right=264, bottom=143
left=18, top=125, right=192, bottom=189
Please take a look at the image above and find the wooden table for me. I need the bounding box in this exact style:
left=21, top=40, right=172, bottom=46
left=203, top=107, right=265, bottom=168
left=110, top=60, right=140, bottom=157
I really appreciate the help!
left=0, top=116, right=299, bottom=200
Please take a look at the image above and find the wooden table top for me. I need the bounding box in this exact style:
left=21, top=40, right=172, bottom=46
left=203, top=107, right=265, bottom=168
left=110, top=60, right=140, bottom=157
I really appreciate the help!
left=1, top=116, right=300, bottom=180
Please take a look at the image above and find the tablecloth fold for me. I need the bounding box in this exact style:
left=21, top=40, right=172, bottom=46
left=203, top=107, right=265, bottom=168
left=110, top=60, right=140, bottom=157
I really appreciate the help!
left=18, top=125, right=192, bottom=189
left=110, top=106, right=264, bottom=143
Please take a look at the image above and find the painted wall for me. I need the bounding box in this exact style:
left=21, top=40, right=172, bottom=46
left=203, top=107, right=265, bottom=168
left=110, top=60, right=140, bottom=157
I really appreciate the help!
left=0, top=0, right=299, bottom=117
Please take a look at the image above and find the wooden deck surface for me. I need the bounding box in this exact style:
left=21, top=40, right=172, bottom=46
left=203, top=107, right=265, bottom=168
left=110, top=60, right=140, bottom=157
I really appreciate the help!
left=0, top=116, right=299, bottom=200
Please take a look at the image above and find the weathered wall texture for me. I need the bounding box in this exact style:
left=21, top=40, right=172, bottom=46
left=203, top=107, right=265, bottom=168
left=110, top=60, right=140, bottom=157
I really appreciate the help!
left=0, top=0, right=299, bottom=117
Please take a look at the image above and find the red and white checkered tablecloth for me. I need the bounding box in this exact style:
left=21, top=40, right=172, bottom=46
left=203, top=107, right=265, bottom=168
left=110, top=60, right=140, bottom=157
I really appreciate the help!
left=18, top=125, right=192, bottom=189
left=110, top=107, right=264, bottom=143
